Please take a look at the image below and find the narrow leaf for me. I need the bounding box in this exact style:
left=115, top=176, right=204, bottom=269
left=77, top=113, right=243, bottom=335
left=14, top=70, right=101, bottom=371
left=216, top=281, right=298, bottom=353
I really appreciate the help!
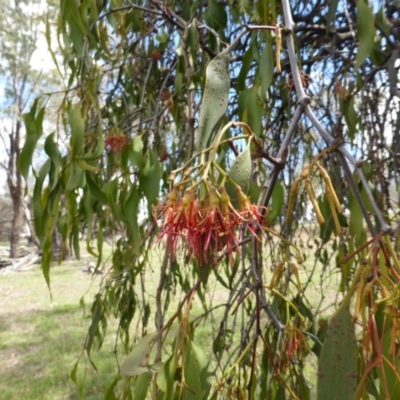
left=69, top=103, right=85, bottom=157
left=196, top=48, right=230, bottom=151
left=266, top=179, right=284, bottom=224
left=120, top=332, right=160, bottom=376
left=133, top=372, right=151, bottom=400
left=259, top=37, right=274, bottom=97
left=86, top=172, right=108, bottom=205
left=355, top=1, right=376, bottom=70
left=226, top=142, right=252, bottom=204
left=139, top=149, right=160, bottom=210
left=19, top=100, right=45, bottom=180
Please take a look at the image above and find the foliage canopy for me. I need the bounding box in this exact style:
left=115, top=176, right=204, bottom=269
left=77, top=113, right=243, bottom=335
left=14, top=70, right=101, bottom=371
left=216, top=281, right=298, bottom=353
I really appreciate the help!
left=22, top=0, right=400, bottom=398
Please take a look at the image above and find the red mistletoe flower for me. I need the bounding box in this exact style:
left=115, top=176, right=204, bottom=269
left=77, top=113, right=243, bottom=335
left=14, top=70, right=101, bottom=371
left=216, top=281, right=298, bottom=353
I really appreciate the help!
left=105, top=134, right=128, bottom=153
left=153, top=188, right=197, bottom=257
left=189, top=187, right=238, bottom=265
left=153, top=184, right=267, bottom=266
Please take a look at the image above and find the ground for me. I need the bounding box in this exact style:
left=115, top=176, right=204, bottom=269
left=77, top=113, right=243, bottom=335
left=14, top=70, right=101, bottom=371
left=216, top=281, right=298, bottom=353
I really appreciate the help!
left=0, top=255, right=117, bottom=400
left=0, top=239, right=340, bottom=399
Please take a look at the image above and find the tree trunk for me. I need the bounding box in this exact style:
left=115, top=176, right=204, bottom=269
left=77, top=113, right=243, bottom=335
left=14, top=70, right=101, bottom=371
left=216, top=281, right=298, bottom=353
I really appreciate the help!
left=7, top=120, right=23, bottom=259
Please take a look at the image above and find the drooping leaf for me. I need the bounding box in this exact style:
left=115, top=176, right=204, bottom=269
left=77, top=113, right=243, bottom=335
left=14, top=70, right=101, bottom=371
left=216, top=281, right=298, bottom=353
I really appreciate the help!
left=69, top=103, right=85, bottom=157
left=326, top=0, right=340, bottom=28
left=139, top=149, right=160, bottom=210
left=204, top=0, right=227, bottom=30
left=238, top=86, right=263, bottom=137
left=32, top=159, right=51, bottom=245
left=318, top=193, right=333, bottom=244
left=196, top=48, right=230, bottom=151
left=376, top=329, right=400, bottom=399
left=123, top=184, right=140, bottom=252
left=183, top=340, right=212, bottom=400
left=259, top=36, right=274, bottom=98
left=226, top=141, right=252, bottom=204
left=44, top=133, right=61, bottom=165
left=340, top=96, right=357, bottom=142
left=44, top=133, right=61, bottom=190
left=120, top=332, right=160, bottom=376
left=238, top=38, right=255, bottom=91
left=133, top=372, right=151, bottom=400
left=355, top=1, right=376, bottom=70
left=78, top=130, right=105, bottom=161
left=19, top=100, right=45, bottom=181
left=66, top=161, right=86, bottom=191
left=266, top=179, right=284, bottom=224
left=86, top=172, right=108, bottom=205
left=349, top=192, right=364, bottom=242
left=86, top=295, right=103, bottom=358
left=130, top=136, right=144, bottom=168
left=156, top=353, right=177, bottom=398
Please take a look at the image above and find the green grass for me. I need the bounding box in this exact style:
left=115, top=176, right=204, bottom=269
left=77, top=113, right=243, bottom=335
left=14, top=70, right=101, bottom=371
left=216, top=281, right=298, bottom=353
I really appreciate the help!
left=0, top=238, right=341, bottom=399
left=0, top=263, right=116, bottom=400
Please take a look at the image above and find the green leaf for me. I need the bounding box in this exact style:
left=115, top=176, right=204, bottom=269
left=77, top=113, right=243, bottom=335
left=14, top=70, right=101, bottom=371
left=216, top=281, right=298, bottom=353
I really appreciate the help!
left=78, top=131, right=105, bottom=161
left=266, top=179, right=284, bottom=224
left=204, top=0, right=227, bottom=30
left=86, top=296, right=102, bottom=357
left=198, top=260, right=212, bottom=285
left=33, top=159, right=51, bottom=245
left=187, top=21, right=199, bottom=60
left=86, top=172, right=108, bottom=205
left=70, top=360, right=79, bottom=385
left=44, top=133, right=61, bottom=165
left=183, top=340, right=212, bottom=400
left=226, top=141, right=252, bottom=204
left=69, top=103, right=85, bottom=157
left=123, top=185, right=140, bottom=252
left=355, top=1, right=376, bottom=70
left=104, top=376, right=120, bottom=400
left=76, top=158, right=99, bottom=172
left=120, top=332, right=160, bottom=376
left=139, top=149, right=160, bottom=210
left=318, top=194, right=333, bottom=244
left=326, top=0, right=340, bottom=28
left=129, top=136, right=144, bottom=168
left=377, top=330, right=400, bottom=399
left=317, top=307, right=357, bottom=400
left=237, top=40, right=255, bottom=92
left=349, top=192, right=363, bottom=242
left=44, top=133, right=61, bottom=191
left=19, top=100, right=45, bottom=181
left=259, top=36, right=274, bottom=97
left=66, top=161, right=86, bottom=191
left=196, top=48, right=230, bottom=151
left=156, top=353, right=177, bottom=398
left=45, top=14, right=63, bottom=77
left=340, top=96, right=357, bottom=142
left=133, top=372, right=151, bottom=400
left=256, top=0, right=269, bottom=23
left=238, top=86, right=263, bottom=137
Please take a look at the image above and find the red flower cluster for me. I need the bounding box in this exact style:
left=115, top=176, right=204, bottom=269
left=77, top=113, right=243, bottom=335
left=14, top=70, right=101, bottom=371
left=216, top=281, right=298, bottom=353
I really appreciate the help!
left=105, top=134, right=128, bottom=153
left=153, top=185, right=266, bottom=266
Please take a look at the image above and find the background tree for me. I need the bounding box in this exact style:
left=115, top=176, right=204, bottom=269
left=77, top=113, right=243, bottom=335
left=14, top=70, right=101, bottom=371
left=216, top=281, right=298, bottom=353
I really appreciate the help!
left=0, top=192, right=13, bottom=242
left=24, top=0, right=400, bottom=398
left=0, top=0, right=59, bottom=257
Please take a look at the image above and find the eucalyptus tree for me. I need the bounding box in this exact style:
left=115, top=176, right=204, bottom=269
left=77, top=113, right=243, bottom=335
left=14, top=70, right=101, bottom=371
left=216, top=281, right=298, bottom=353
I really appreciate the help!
left=0, top=0, right=59, bottom=257
left=23, top=0, right=400, bottom=398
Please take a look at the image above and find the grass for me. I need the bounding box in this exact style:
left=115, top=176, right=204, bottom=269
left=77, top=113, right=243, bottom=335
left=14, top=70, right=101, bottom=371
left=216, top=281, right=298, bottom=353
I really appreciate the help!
left=0, top=262, right=117, bottom=400
left=0, top=237, right=341, bottom=399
